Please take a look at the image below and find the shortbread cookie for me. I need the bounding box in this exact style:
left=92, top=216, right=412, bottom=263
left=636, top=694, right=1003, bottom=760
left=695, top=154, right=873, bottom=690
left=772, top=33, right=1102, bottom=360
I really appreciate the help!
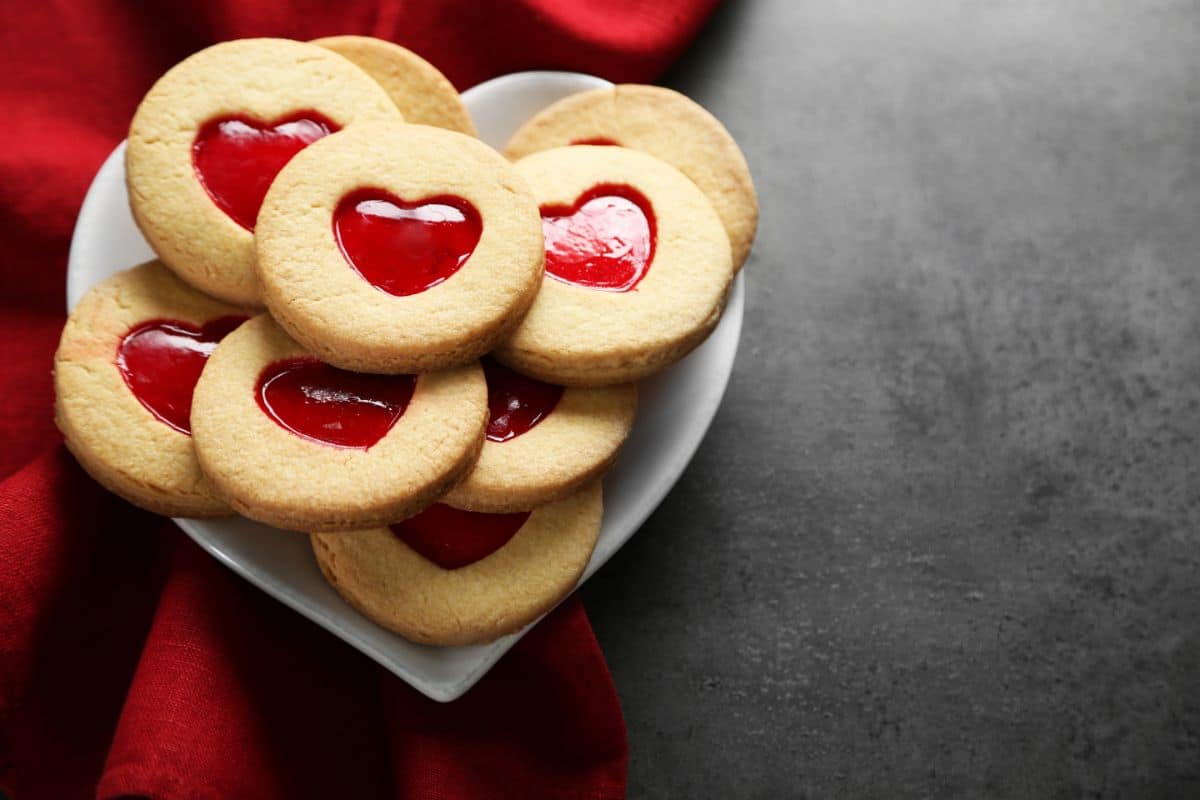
left=191, top=314, right=486, bottom=531
left=494, top=146, right=733, bottom=386
left=311, top=482, right=602, bottom=646
left=127, top=38, right=402, bottom=306
left=311, top=36, right=476, bottom=135
left=504, top=84, right=758, bottom=270
left=256, top=122, right=543, bottom=374
left=54, top=261, right=247, bottom=517
left=443, top=358, right=635, bottom=511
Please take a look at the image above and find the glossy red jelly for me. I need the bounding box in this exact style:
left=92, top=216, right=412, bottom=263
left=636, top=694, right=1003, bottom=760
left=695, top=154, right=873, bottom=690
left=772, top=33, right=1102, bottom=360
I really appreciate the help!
left=117, top=316, right=247, bottom=434
left=333, top=189, right=482, bottom=296
left=391, top=504, right=531, bottom=569
left=482, top=358, right=563, bottom=443
left=193, top=112, right=338, bottom=230
left=571, top=136, right=620, bottom=146
left=541, top=184, right=656, bottom=292
left=256, top=358, right=416, bottom=449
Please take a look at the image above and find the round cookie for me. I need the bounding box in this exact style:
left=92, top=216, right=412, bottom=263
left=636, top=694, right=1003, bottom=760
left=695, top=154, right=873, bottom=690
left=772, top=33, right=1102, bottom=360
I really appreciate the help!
left=494, top=146, right=733, bottom=386
left=443, top=358, right=635, bottom=512
left=504, top=84, right=758, bottom=271
left=311, top=36, right=476, bottom=136
left=54, top=261, right=248, bottom=517
left=190, top=314, right=486, bottom=532
left=255, top=122, right=543, bottom=374
left=311, top=482, right=603, bottom=646
left=126, top=38, right=402, bottom=306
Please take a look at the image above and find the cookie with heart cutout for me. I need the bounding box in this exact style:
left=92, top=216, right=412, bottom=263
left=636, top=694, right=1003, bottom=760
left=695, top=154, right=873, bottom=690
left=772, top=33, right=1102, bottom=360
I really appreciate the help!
left=503, top=84, right=758, bottom=271
left=310, top=481, right=602, bottom=646
left=493, top=145, right=734, bottom=387
left=441, top=357, right=635, bottom=512
left=54, top=261, right=248, bottom=517
left=255, top=121, right=544, bottom=374
left=311, top=36, right=476, bottom=136
left=126, top=38, right=402, bottom=306
left=190, top=314, right=486, bottom=532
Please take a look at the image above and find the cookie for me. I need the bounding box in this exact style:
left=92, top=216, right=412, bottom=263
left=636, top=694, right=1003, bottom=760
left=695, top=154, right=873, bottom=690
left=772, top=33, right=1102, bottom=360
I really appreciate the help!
left=504, top=84, right=758, bottom=271
left=54, top=261, right=248, bottom=517
left=126, top=38, right=402, bottom=306
left=443, top=358, right=635, bottom=511
left=255, top=122, right=544, bottom=374
left=190, top=314, right=486, bottom=532
left=311, top=36, right=476, bottom=136
left=494, top=146, right=733, bottom=386
left=311, top=481, right=602, bottom=646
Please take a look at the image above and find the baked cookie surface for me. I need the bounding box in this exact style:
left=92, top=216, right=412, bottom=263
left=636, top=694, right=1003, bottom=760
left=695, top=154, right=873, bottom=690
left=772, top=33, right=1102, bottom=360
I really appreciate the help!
left=311, top=36, right=476, bottom=136
left=54, top=261, right=247, bottom=517
left=443, top=358, right=635, bottom=511
left=126, top=38, right=402, bottom=306
left=255, top=122, right=543, bottom=374
left=495, top=145, right=734, bottom=386
left=311, top=481, right=602, bottom=646
left=504, top=84, right=758, bottom=270
left=190, top=314, right=486, bottom=532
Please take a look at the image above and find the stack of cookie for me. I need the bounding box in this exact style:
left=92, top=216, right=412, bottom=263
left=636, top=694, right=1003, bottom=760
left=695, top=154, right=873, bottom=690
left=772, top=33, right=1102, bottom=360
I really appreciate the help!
left=54, top=37, right=757, bottom=646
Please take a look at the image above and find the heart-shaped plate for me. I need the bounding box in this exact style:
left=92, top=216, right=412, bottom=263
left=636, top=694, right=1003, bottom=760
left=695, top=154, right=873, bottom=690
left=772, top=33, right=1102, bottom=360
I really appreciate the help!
left=66, top=71, right=745, bottom=701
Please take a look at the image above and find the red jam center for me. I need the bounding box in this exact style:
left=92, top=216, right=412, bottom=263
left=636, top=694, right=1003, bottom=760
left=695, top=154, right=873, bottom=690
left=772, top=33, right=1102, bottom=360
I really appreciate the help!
left=571, top=136, right=620, bottom=146
left=255, top=358, right=416, bottom=449
left=482, top=358, right=563, bottom=443
left=541, top=184, right=656, bottom=292
left=193, top=113, right=339, bottom=231
left=391, top=504, right=531, bottom=569
left=117, top=316, right=247, bottom=435
left=333, top=189, right=482, bottom=297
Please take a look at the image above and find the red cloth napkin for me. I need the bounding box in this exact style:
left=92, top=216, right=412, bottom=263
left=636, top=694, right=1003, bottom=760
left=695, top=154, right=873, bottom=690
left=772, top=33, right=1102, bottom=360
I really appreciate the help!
left=0, top=2, right=719, bottom=797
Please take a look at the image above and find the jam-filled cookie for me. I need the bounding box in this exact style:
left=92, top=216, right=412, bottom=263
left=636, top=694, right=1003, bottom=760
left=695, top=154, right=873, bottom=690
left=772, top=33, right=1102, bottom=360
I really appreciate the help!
left=311, top=481, right=602, bottom=646
left=190, top=314, right=486, bottom=532
left=504, top=84, right=758, bottom=271
left=494, top=146, right=733, bottom=386
left=54, top=261, right=247, bottom=517
left=443, top=358, right=635, bottom=512
left=255, top=122, right=543, bottom=374
left=311, top=36, right=476, bottom=136
left=126, top=38, right=401, bottom=306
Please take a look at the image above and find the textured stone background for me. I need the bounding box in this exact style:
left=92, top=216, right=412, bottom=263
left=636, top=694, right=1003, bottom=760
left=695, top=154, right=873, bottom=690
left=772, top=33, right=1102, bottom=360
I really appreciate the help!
left=579, top=1, right=1200, bottom=797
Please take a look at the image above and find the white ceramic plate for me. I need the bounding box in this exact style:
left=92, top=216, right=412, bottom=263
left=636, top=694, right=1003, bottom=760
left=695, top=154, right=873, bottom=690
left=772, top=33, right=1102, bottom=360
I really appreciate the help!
left=66, top=71, right=745, bottom=701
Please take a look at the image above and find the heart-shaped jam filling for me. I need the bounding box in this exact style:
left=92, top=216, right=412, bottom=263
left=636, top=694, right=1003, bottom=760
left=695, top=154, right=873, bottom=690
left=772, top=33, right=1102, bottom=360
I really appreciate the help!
left=482, top=357, right=563, bottom=443
left=571, top=136, right=620, bottom=146
left=256, top=358, right=416, bottom=449
left=541, top=183, right=655, bottom=292
left=333, top=189, right=482, bottom=297
left=117, top=316, right=247, bottom=435
left=193, top=113, right=339, bottom=231
left=391, top=504, right=531, bottom=569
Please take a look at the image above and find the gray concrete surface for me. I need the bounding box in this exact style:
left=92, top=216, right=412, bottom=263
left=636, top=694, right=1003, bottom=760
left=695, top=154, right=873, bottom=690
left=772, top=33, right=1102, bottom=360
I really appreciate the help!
left=578, top=1, right=1200, bottom=796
